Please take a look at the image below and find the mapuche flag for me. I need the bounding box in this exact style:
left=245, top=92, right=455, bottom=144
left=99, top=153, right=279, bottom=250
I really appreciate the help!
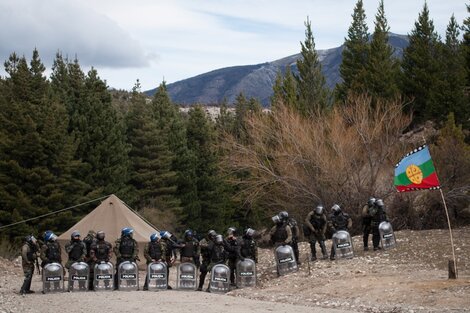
left=394, top=145, right=440, bottom=192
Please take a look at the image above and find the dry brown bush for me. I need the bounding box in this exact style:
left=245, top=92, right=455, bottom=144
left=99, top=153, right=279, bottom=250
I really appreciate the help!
left=221, top=95, right=412, bottom=235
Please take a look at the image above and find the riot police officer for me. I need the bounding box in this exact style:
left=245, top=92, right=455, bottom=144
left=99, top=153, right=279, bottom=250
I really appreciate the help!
left=225, top=227, right=243, bottom=287
left=362, top=197, right=376, bottom=251
left=114, top=227, right=139, bottom=289
left=179, top=229, right=201, bottom=265
left=89, top=231, right=112, bottom=290
left=240, top=228, right=258, bottom=263
left=206, top=234, right=227, bottom=292
left=143, top=233, right=166, bottom=290
left=20, top=235, right=40, bottom=295
left=371, top=199, right=388, bottom=251
left=65, top=230, right=87, bottom=269
left=328, top=204, right=352, bottom=260
left=269, top=214, right=293, bottom=247
left=160, top=230, right=178, bottom=289
left=40, top=231, right=62, bottom=267
left=278, top=211, right=300, bottom=264
left=197, top=229, right=216, bottom=291
left=305, top=205, right=328, bottom=261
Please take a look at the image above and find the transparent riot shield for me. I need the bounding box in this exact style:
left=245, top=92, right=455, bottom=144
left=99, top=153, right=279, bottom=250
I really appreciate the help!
left=94, top=262, right=114, bottom=291
left=177, top=262, right=197, bottom=290
left=275, top=245, right=298, bottom=276
left=118, top=261, right=139, bottom=291
left=42, top=262, right=64, bottom=293
left=332, top=230, right=354, bottom=259
left=209, top=264, right=230, bottom=293
left=236, top=258, right=256, bottom=288
left=68, top=262, right=89, bottom=292
left=379, top=221, right=396, bottom=250
left=147, top=262, right=167, bottom=291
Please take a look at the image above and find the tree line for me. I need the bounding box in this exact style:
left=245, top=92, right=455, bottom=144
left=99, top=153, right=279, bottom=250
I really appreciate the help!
left=1, top=1, right=469, bottom=246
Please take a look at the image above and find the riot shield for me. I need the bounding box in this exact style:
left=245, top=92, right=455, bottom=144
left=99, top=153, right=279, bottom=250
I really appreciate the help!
left=42, top=262, right=64, bottom=293
left=332, top=230, right=354, bottom=259
left=379, top=221, right=396, bottom=250
left=236, top=258, right=256, bottom=288
left=209, top=264, right=230, bottom=293
left=275, top=245, right=298, bottom=276
left=147, top=262, right=167, bottom=291
left=176, top=262, right=197, bottom=290
left=118, top=261, right=139, bottom=291
left=94, top=262, right=114, bottom=291
left=68, top=262, right=89, bottom=292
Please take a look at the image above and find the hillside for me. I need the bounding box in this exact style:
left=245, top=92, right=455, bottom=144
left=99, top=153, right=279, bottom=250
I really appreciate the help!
left=1, top=227, right=468, bottom=313
left=145, top=33, right=409, bottom=107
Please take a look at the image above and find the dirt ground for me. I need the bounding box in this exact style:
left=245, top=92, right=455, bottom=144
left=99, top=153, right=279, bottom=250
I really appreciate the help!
left=1, top=227, right=469, bottom=313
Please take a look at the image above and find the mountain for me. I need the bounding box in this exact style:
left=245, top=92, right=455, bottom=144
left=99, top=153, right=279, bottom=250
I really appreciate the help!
left=145, top=33, right=409, bottom=107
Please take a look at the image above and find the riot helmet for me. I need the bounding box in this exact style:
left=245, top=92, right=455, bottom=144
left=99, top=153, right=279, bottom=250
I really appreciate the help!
left=278, top=211, right=289, bottom=221
left=45, top=232, right=57, bottom=242
left=161, top=231, right=172, bottom=240
left=227, top=227, right=237, bottom=237
left=25, top=235, right=37, bottom=245
left=150, top=233, right=160, bottom=242
left=87, top=230, right=96, bottom=238
left=43, top=230, right=53, bottom=241
left=314, top=205, right=324, bottom=215
left=71, top=230, right=80, bottom=241
left=368, top=197, right=376, bottom=207
left=272, top=215, right=282, bottom=225
left=207, top=229, right=216, bottom=239
left=121, top=227, right=134, bottom=237
left=244, top=228, right=255, bottom=238
left=215, top=234, right=224, bottom=245
left=184, top=229, right=194, bottom=240
left=96, top=231, right=105, bottom=241
left=375, top=199, right=384, bottom=208
left=331, top=204, right=341, bottom=215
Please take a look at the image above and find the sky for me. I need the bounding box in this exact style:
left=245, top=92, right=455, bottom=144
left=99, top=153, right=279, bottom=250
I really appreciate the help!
left=0, top=0, right=467, bottom=91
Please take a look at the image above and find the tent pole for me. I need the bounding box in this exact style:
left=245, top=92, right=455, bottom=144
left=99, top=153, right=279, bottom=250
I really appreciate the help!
left=439, top=188, right=458, bottom=278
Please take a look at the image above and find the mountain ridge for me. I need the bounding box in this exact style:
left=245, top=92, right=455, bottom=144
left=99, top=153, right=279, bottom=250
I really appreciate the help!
left=145, top=33, right=409, bottom=107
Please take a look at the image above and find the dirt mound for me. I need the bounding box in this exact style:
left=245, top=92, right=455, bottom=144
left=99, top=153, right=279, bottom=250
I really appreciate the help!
left=0, top=228, right=469, bottom=313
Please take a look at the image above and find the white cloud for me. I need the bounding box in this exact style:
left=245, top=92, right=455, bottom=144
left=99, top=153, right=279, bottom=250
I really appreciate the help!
left=0, top=0, right=466, bottom=90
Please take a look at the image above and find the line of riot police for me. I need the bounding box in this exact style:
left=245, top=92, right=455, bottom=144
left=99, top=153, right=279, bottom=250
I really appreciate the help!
left=19, top=226, right=259, bottom=294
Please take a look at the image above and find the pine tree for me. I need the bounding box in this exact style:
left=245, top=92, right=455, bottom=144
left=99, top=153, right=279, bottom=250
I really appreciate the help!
left=151, top=81, right=191, bottom=228
left=365, top=0, right=400, bottom=102
left=433, top=15, right=469, bottom=127
left=126, top=80, right=179, bottom=209
left=400, top=2, right=442, bottom=124
left=463, top=4, right=470, bottom=88
left=80, top=68, right=131, bottom=198
left=270, top=67, right=298, bottom=112
left=336, top=0, right=370, bottom=102
left=183, top=106, right=234, bottom=232
left=0, top=51, right=85, bottom=237
left=296, top=17, right=330, bottom=115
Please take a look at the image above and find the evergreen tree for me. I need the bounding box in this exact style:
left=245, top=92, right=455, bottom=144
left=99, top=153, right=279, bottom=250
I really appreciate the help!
left=434, top=15, right=468, bottom=127
left=270, top=67, right=298, bottom=112
left=151, top=82, right=191, bottom=229
left=296, top=17, right=330, bottom=115
left=400, top=2, right=442, bottom=124
left=126, top=80, right=179, bottom=209
left=85, top=69, right=130, bottom=196
left=336, top=0, right=370, bottom=102
left=0, top=51, right=85, bottom=237
left=463, top=4, right=470, bottom=88
left=183, top=106, right=234, bottom=232
left=365, top=0, right=400, bottom=102
left=233, top=93, right=262, bottom=143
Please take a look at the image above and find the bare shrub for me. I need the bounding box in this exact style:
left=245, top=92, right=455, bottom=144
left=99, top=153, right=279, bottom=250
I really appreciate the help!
left=221, top=95, right=412, bottom=235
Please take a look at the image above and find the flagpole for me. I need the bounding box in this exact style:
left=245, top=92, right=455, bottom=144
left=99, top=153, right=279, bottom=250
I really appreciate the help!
left=439, top=188, right=458, bottom=278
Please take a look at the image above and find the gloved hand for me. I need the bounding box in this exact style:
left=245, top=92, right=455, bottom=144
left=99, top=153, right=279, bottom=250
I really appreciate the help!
left=239, top=257, right=245, bottom=262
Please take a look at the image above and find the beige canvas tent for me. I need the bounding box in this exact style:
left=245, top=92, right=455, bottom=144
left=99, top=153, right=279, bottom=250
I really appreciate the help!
left=57, top=194, right=158, bottom=268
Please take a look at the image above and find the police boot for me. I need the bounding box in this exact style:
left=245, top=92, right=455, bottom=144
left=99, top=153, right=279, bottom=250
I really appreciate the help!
left=320, top=241, right=328, bottom=259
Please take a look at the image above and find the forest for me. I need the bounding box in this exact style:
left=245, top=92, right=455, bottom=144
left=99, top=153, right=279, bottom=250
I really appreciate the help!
left=0, top=1, right=469, bottom=251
